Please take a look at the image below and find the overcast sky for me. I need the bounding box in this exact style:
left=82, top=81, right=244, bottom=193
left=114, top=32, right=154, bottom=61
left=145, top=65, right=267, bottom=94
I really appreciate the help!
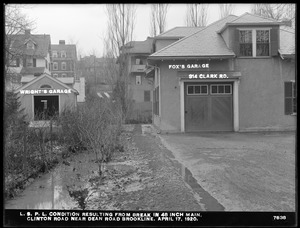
left=19, top=4, right=253, bottom=58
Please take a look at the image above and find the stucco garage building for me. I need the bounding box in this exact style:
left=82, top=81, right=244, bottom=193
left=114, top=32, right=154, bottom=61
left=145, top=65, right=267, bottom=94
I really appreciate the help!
left=148, top=13, right=296, bottom=132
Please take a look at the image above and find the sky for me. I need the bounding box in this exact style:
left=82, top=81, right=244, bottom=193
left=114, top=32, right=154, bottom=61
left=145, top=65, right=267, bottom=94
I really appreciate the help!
left=19, top=4, right=253, bottom=58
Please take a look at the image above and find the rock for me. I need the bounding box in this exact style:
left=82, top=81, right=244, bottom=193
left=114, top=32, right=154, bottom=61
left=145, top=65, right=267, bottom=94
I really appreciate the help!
left=63, top=161, right=70, bottom=166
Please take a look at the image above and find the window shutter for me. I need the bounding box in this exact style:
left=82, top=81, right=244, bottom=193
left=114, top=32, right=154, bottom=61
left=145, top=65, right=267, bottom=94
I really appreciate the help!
left=23, top=58, right=26, bottom=67
left=33, top=58, right=36, bottom=67
left=284, top=81, right=293, bottom=115
left=16, top=58, right=20, bottom=67
left=271, top=28, right=279, bottom=56
left=232, top=28, right=240, bottom=57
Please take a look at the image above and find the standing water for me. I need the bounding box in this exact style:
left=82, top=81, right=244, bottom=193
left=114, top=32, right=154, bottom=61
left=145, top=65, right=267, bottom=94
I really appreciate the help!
left=5, top=151, right=99, bottom=209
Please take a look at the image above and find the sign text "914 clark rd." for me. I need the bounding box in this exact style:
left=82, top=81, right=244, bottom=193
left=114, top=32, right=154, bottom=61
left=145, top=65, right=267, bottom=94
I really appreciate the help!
left=189, top=73, right=228, bottom=79
left=20, top=89, right=72, bottom=95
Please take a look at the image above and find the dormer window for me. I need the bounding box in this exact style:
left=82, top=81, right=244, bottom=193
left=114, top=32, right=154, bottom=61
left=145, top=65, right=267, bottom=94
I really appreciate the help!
left=256, top=30, right=270, bottom=56
left=238, top=29, right=271, bottom=57
left=27, top=41, right=35, bottom=49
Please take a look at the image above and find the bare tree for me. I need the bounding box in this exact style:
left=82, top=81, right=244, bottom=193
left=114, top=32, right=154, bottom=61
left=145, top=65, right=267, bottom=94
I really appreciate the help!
left=185, top=4, right=209, bottom=27
left=251, top=4, right=295, bottom=22
left=219, top=4, right=235, bottom=19
left=150, top=4, right=169, bottom=36
left=105, top=4, right=136, bottom=121
left=4, top=4, right=35, bottom=81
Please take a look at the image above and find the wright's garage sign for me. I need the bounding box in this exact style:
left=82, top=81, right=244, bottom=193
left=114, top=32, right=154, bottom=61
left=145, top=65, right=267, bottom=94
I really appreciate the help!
left=20, top=89, right=72, bottom=95
left=178, top=71, right=241, bottom=80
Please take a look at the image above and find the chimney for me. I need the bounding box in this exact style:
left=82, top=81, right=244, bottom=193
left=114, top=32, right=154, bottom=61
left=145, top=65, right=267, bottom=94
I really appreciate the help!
left=282, top=20, right=292, bottom=27
left=59, top=40, right=65, bottom=45
left=25, top=29, right=31, bottom=36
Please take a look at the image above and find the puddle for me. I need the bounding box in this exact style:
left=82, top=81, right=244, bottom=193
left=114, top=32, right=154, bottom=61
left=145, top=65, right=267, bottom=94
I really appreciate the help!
left=165, top=154, right=225, bottom=211
left=4, top=165, right=78, bottom=209
left=5, top=150, right=101, bottom=210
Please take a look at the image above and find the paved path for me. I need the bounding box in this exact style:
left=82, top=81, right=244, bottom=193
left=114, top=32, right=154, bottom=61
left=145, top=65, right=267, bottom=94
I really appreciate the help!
left=159, top=131, right=296, bottom=211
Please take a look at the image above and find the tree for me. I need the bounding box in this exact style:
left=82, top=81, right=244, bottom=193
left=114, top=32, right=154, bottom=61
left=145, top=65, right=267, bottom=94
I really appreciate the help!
left=219, top=4, right=235, bottom=19
left=4, top=4, right=35, bottom=80
left=105, top=4, right=136, bottom=121
left=150, top=4, right=169, bottom=36
left=185, top=4, right=209, bottom=27
left=251, top=4, right=295, bottom=23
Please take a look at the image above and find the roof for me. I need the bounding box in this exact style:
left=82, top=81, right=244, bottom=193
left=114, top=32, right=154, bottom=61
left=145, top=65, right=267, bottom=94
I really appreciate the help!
left=123, top=37, right=154, bottom=54
left=149, top=15, right=238, bottom=59
left=279, top=27, right=295, bottom=58
left=17, top=74, right=78, bottom=94
left=218, top=13, right=283, bottom=33
left=56, top=77, right=75, bottom=84
left=10, top=33, right=51, bottom=57
left=20, top=67, right=47, bottom=76
left=51, top=44, right=77, bottom=58
left=156, top=27, right=204, bottom=38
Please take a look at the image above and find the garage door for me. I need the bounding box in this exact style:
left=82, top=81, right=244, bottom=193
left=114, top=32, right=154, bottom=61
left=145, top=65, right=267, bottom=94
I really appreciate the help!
left=185, top=82, right=233, bottom=132
left=34, top=95, right=59, bottom=120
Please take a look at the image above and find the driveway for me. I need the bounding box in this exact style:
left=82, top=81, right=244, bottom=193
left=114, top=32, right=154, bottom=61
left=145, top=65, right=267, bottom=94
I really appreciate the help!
left=159, top=131, right=296, bottom=211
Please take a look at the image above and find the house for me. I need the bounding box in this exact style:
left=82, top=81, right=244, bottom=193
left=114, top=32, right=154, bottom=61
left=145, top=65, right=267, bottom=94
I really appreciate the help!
left=51, top=40, right=77, bottom=78
left=6, top=29, right=51, bottom=91
left=148, top=13, right=296, bottom=133
left=122, top=37, right=155, bottom=122
left=51, top=40, right=85, bottom=103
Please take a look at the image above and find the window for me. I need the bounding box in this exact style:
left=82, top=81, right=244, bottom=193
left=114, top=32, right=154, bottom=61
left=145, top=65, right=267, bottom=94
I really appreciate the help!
left=61, top=51, right=66, bottom=58
left=26, top=58, right=33, bottom=67
left=53, top=74, right=58, bottom=78
left=62, top=62, right=66, bottom=70
left=136, top=75, right=142, bottom=85
left=61, top=73, right=67, bottom=77
left=239, top=30, right=252, bottom=56
left=10, top=58, right=20, bottom=67
left=52, top=51, right=58, bottom=58
left=27, top=41, right=34, bottom=49
left=53, top=62, right=58, bottom=70
left=256, top=30, right=270, bottom=56
left=211, top=85, right=232, bottom=94
left=187, top=85, right=208, bottom=95
left=239, top=29, right=270, bottom=57
left=136, top=58, right=141, bottom=65
left=144, top=90, right=150, bottom=102
left=40, top=84, right=52, bottom=89
left=284, top=81, right=297, bottom=115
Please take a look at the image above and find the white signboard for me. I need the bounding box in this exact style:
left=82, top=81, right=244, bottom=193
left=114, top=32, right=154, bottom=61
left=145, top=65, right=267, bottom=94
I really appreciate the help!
left=169, top=63, right=209, bottom=70
left=20, top=89, right=72, bottom=94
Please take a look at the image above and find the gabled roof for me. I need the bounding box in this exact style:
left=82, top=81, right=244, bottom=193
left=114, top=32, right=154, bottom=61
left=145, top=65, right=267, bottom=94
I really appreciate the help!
left=218, top=13, right=283, bottom=33
left=149, top=15, right=238, bottom=59
left=279, top=27, right=295, bottom=58
left=16, top=73, right=78, bottom=94
left=123, top=37, right=154, bottom=54
left=10, top=34, right=51, bottom=57
left=155, top=27, right=204, bottom=39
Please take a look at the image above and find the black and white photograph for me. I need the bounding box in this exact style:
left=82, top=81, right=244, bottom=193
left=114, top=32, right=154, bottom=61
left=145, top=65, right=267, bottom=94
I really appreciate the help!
left=4, top=3, right=296, bottom=227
